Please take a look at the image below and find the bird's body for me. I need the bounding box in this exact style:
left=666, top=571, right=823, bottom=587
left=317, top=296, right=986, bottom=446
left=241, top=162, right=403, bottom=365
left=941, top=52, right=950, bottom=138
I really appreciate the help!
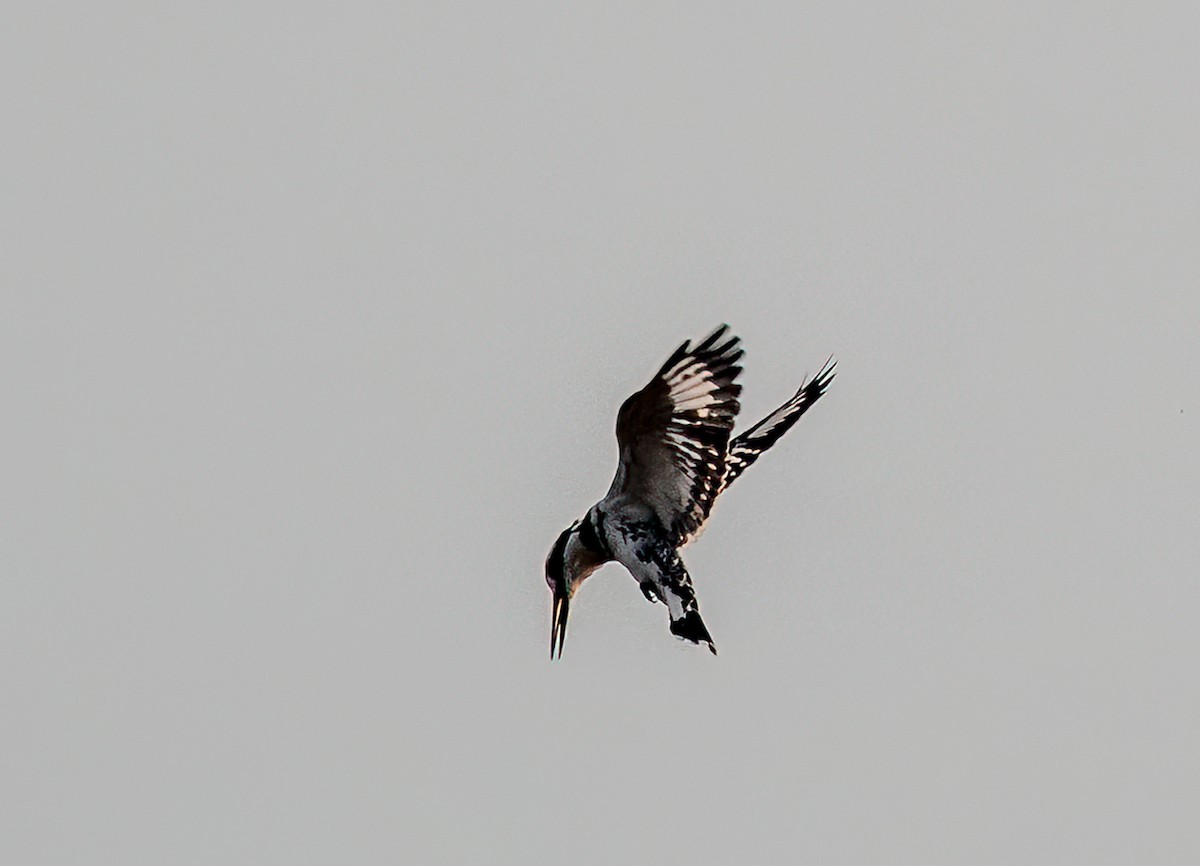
left=547, top=325, right=834, bottom=658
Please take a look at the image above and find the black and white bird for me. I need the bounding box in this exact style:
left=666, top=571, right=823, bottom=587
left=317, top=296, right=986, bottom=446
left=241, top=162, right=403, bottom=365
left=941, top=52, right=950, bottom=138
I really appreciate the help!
left=546, top=325, right=834, bottom=658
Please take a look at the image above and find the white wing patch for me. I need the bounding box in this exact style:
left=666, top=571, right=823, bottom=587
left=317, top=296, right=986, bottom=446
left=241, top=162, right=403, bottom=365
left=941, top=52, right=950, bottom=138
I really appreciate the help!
left=666, top=363, right=724, bottom=415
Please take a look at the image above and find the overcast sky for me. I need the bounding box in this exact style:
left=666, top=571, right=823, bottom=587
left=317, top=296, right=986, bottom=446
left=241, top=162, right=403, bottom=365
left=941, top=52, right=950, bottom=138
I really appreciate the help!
left=5, top=2, right=1199, bottom=864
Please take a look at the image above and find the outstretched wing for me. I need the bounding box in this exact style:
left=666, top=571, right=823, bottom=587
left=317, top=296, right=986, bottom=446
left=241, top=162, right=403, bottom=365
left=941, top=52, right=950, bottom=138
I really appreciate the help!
left=721, top=356, right=836, bottom=491
left=606, top=325, right=743, bottom=545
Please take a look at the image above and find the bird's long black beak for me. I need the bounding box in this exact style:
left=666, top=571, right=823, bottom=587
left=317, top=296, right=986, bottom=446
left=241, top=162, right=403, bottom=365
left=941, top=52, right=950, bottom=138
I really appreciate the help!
left=550, top=590, right=570, bottom=660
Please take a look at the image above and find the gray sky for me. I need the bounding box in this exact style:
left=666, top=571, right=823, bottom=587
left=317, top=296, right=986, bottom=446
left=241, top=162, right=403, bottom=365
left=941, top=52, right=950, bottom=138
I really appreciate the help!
left=4, top=2, right=1199, bottom=863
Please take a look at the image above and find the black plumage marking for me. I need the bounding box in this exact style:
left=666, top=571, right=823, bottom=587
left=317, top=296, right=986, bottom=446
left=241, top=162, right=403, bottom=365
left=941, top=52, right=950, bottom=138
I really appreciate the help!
left=577, top=512, right=611, bottom=560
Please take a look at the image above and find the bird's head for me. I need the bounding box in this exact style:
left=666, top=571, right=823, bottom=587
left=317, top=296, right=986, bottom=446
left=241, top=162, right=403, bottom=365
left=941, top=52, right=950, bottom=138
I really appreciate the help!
left=545, top=520, right=603, bottom=659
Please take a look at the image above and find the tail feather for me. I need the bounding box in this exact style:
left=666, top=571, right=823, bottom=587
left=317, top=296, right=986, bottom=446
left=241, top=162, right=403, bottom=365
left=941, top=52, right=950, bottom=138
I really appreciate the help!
left=670, top=608, right=717, bottom=654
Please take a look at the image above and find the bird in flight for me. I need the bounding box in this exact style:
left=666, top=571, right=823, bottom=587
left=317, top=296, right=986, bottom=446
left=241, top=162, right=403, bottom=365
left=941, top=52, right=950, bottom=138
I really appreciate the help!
left=546, top=325, right=834, bottom=658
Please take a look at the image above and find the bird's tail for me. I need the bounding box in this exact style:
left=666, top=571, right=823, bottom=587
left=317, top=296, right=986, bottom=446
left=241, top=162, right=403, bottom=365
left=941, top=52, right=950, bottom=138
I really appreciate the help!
left=669, top=608, right=717, bottom=655
left=721, top=356, right=836, bottom=490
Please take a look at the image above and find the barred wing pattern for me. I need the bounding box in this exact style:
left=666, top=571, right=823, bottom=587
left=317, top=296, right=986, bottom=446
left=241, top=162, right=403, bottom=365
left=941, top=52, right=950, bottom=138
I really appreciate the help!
left=607, top=325, right=744, bottom=545
left=721, top=357, right=836, bottom=491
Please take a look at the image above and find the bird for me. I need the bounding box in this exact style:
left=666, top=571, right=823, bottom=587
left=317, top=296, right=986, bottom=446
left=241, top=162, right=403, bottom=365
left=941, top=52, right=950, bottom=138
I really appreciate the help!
left=545, top=324, right=834, bottom=658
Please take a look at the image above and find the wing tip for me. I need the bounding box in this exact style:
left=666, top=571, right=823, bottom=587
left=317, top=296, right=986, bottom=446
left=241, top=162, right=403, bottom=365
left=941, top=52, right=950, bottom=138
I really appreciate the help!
left=807, top=355, right=837, bottom=394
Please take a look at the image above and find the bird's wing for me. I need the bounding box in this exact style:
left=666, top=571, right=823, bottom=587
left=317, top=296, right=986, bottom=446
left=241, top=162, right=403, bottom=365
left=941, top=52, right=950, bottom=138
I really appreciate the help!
left=721, top=356, right=836, bottom=490
left=606, top=325, right=743, bottom=545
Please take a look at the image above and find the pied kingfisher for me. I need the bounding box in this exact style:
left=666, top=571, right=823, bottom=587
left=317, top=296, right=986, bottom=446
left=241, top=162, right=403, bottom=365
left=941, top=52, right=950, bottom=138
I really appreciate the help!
left=546, top=325, right=834, bottom=658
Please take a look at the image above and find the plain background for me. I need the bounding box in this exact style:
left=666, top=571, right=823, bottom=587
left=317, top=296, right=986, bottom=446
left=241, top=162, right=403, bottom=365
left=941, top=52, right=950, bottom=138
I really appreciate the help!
left=4, top=2, right=1198, bottom=863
